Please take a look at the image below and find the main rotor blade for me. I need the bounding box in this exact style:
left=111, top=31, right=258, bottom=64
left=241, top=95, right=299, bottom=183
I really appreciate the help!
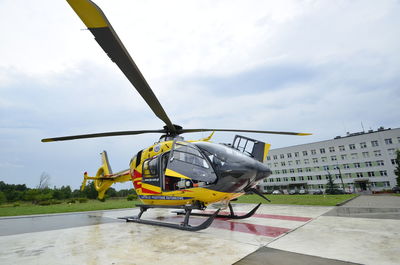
left=41, top=129, right=165, bottom=142
left=66, top=0, right=175, bottom=133
left=179, top=128, right=312, bottom=136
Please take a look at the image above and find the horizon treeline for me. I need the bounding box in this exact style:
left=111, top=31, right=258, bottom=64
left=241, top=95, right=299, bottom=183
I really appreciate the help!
left=0, top=181, right=136, bottom=204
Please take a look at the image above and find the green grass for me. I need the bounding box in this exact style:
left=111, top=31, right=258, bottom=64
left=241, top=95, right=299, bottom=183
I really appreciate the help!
left=236, top=194, right=358, bottom=206
left=0, top=198, right=137, bottom=217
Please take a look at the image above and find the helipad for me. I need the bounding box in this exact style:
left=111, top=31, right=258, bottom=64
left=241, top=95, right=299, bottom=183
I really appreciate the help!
left=1, top=199, right=399, bottom=265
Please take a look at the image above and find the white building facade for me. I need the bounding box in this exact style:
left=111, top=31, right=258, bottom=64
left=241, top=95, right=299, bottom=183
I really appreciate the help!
left=260, top=127, right=400, bottom=193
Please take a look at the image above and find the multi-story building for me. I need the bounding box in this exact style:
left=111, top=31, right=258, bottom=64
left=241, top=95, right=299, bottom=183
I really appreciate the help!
left=260, top=127, right=400, bottom=193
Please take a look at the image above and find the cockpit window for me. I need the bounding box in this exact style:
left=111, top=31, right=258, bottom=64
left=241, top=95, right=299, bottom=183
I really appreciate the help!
left=173, top=142, right=209, bottom=168
left=194, top=141, right=249, bottom=163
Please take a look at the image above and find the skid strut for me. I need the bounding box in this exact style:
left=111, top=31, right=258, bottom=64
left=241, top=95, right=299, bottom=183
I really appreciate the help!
left=118, top=204, right=220, bottom=231
left=175, top=202, right=261, bottom=219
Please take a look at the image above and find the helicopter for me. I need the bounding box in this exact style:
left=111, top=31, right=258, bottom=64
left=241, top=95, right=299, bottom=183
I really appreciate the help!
left=42, top=0, right=311, bottom=231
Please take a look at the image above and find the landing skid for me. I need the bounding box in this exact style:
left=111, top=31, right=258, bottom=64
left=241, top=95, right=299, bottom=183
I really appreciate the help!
left=118, top=204, right=220, bottom=231
left=174, top=202, right=261, bottom=219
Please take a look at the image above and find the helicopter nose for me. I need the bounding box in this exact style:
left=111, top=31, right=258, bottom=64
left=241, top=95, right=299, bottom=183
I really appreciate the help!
left=255, top=162, right=272, bottom=181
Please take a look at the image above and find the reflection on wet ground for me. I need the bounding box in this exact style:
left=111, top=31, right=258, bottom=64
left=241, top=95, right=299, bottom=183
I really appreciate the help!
left=0, top=212, right=121, bottom=236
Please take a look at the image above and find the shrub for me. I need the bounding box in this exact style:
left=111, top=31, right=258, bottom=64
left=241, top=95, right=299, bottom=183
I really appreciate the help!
left=50, top=199, right=62, bottom=205
left=38, top=200, right=51, bottom=206
left=13, top=202, right=20, bottom=207
left=67, top=199, right=76, bottom=204
left=127, top=194, right=138, bottom=201
left=98, top=197, right=106, bottom=202
left=78, top=198, right=88, bottom=203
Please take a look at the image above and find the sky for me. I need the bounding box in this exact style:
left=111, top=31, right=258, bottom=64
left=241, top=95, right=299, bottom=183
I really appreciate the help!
left=1, top=0, right=399, bottom=189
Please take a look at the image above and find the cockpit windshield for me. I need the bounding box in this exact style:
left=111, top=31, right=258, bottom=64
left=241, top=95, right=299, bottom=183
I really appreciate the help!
left=193, top=141, right=249, bottom=163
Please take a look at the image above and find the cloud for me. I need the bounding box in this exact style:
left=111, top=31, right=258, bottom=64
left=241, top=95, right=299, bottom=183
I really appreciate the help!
left=0, top=0, right=399, bottom=188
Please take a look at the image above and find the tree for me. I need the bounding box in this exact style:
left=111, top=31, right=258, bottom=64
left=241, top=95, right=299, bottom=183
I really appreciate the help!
left=37, top=172, right=51, bottom=190
left=325, top=172, right=340, bottom=195
left=395, top=149, right=400, bottom=187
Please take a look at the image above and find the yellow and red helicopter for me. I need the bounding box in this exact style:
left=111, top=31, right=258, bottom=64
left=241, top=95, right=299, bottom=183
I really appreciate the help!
left=42, top=0, right=311, bottom=231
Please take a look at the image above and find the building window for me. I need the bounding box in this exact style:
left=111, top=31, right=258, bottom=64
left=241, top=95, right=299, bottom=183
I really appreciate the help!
left=320, top=148, right=326, bottom=154
left=307, top=176, right=313, bottom=180
left=349, top=144, right=356, bottom=150
left=275, top=170, right=280, bottom=174
left=339, top=145, right=345, bottom=151
left=356, top=172, right=363, bottom=178
left=303, top=151, right=308, bottom=156
left=295, top=152, right=299, bottom=157
left=296, top=160, right=301, bottom=165
left=380, top=170, right=387, bottom=176
left=374, top=150, right=382, bottom=157
left=321, top=157, right=327, bottom=162
left=323, top=165, right=329, bottom=170
left=288, top=161, right=293, bottom=166
left=290, top=169, right=295, bottom=173
left=291, top=177, right=296, bottom=181
left=287, top=153, right=292, bottom=158
left=384, top=182, right=390, bottom=187
left=313, top=158, right=318, bottom=163
left=274, top=162, right=278, bottom=167
left=283, top=177, right=288, bottom=182
left=277, top=178, right=281, bottom=182
left=273, top=155, right=277, bottom=160
left=325, top=175, right=330, bottom=180
left=297, top=168, right=303, bottom=173
left=398, top=137, right=400, bottom=143
left=365, top=161, right=372, bottom=167
left=304, top=159, right=309, bottom=164
left=316, top=175, right=322, bottom=180
left=331, top=155, right=337, bottom=161
left=311, top=149, right=316, bottom=155
left=351, top=153, right=358, bottom=159
left=318, top=184, right=324, bottom=189
left=388, top=148, right=395, bottom=156
left=282, top=169, right=287, bottom=174
left=341, top=154, right=347, bottom=160
left=299, top=176, right=304, bottom=181
left=281, top=162, right=286, bottom=166
left=335, top=174, right=341, bottom=179
left=267, top=156, right=271, bottom=161
left=329, top=147, right=335, bottom=152
left=306, top=167, right=311, bottom=172
left=371, top=140, right=379, bottom=147
left=391, top=159, right=397, bottom=165
left=360, top=142, right=367, bottom=149
left=269, top=178, right=274, bottom=182
left=354, top=163, right=360, bottom=168
left=384, top=138, right=393, bottom=144
left=343, top=164, right=350, bottom=169
left=367, top=171, right=375, bottom=177
left=280, top=154, right=285, bottom=159
left=345, top=173, right=351, bottom=178
left=362, top=152, right=369, bottom=158
left=377, top=160, right=384, bottom=166
left=314, top=166, right=320, bottom=171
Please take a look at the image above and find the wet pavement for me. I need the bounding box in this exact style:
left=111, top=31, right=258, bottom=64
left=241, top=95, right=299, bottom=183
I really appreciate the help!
left=1, top=197, right=399, bottom=264
left=0, top=211, right=120, bottom=236
left=324, top=195, right=400, bottom=219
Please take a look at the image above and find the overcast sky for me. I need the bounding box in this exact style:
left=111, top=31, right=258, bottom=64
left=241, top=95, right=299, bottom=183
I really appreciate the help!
left=1, top=0, right=399, bottom=189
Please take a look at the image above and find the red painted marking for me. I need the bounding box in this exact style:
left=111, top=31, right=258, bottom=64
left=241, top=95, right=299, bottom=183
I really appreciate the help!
left=141, top=187, right=160, bottom=194
left=156, top=216, right=290, bottom=237
left=202, top=211, right=312, bottom=222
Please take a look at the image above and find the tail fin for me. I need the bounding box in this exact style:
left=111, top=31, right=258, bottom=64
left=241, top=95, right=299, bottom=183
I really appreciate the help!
left=81, top=151, right=114, bottom=199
